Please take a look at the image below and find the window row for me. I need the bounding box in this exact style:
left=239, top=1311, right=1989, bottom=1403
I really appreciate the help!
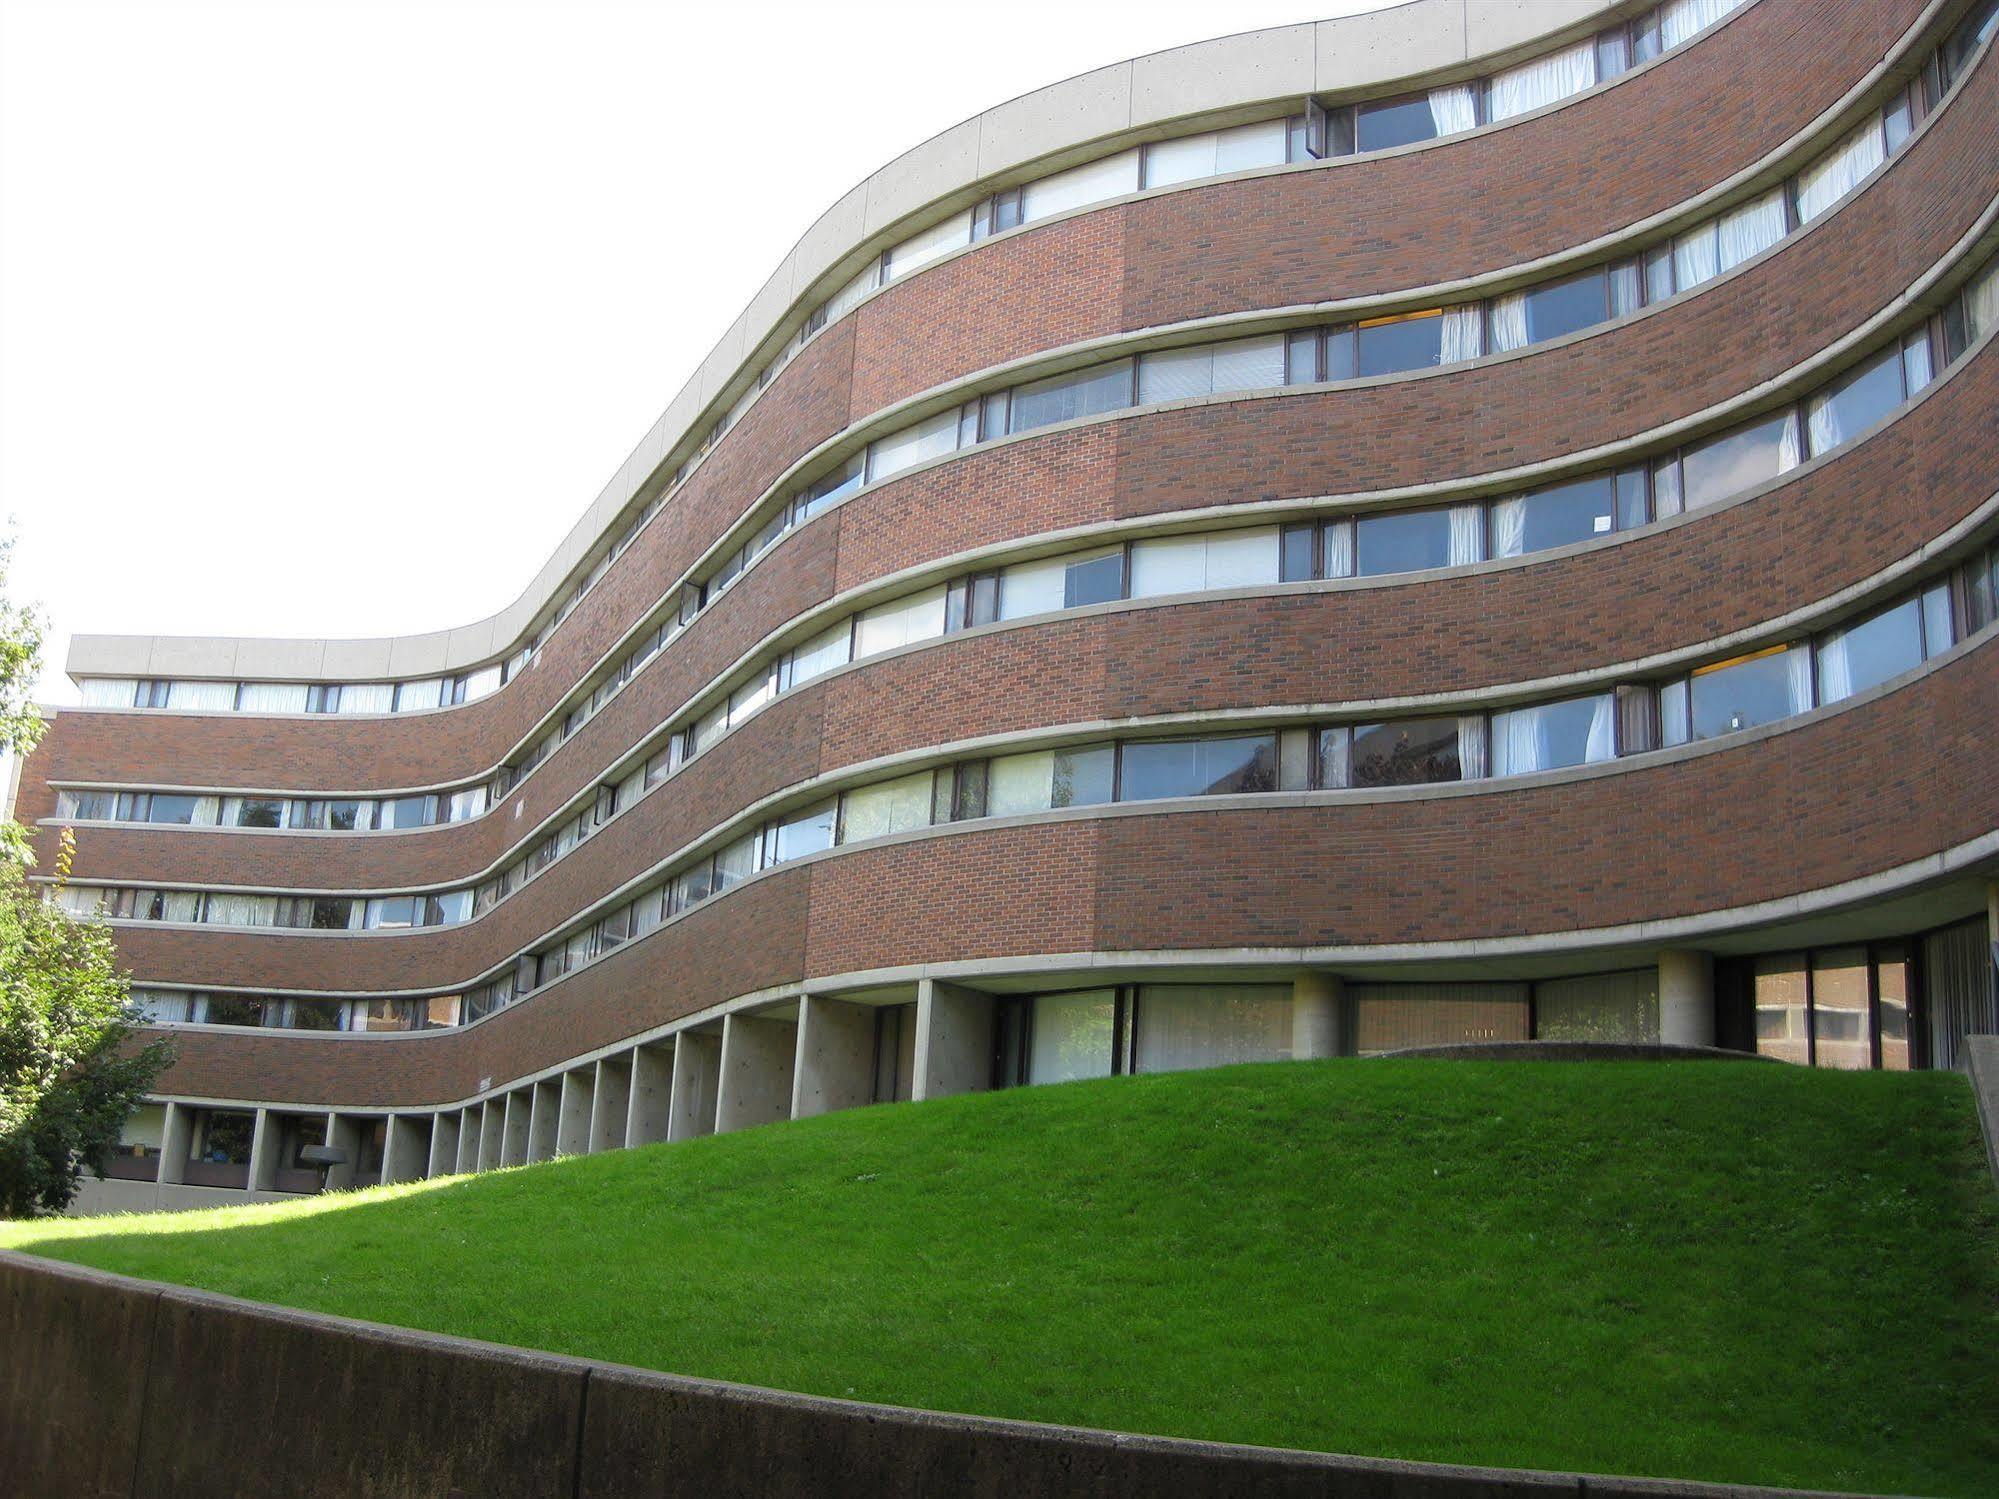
left=55, top=884, right=474, bottom=932
left=128, top=987, right=463, bottom=1033
left=502, top=561, right=1988, bottom=1001
left=72, top=0, right=1874, bottom=730
left=57, top=786, right=490, bottom=832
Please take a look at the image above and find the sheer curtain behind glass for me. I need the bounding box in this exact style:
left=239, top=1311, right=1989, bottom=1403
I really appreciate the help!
left=1486, top=42, right=1595, bottom=122
left=1428, top=85, right=1477, bottom=136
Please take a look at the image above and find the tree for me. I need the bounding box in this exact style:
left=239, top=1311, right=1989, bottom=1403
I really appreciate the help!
left=0, top=537, right=173, bottom=1216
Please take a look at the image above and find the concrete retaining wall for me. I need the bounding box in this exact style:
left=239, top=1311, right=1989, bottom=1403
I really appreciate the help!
left=0, top=1248, right=1888, bottom=1499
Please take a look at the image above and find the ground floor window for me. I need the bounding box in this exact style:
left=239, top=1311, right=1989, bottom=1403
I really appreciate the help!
left=1534, top=969, right=1660, bottom=1042
left=1743, top=941, right=1918, bottom=1070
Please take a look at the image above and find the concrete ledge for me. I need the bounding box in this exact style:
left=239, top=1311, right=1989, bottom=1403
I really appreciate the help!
left=0, top=1247, right=1894, bottom=1498
left=1962, top=1034, right=1999, bottom=1188
left=1377, top=1042, right=1772, bottom=1063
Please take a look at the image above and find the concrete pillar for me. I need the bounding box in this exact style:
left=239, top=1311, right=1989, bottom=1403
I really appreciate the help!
left=556, top=1069, right=595, bottom=1157
left=323, top=1113, right=362, bottom=1191
left=716, top=1012, right=798, bottom=1134
left=668, top=1030, right=722, bottom=1142
left=1658, top=949, right=1716, bottom=1047
left=502, top=1090, right=533, bottom=1166
left=590, top=1055, right=632, bottom=1154
left=626, top=1043, right=673, bottom=1148
left=527, top=1080, right=561, bottom=1163
left=157, top=1102, right=192, bottom=1186
left=382, top=1115, right=428, bottom=1184
left=1291, top=973, right=1345, bottom=1060
left=912, top=979, right=994, bottom=1101
left=476, top=1100, right=502, bottom=1173
left=792, top=995, right=877, bottom=1120
left=428, top=1111, right=462, bottom=1178
left=247, top=1108, right=279, bottom=1192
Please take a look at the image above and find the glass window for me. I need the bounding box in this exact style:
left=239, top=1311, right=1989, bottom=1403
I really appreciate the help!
left=1356, top=311, right=1444, bottom=376
left=999, top=555, right=1068, bottom=620
left=1876, top=941, right=1913, bottom=1071
left=1518, top=268, right=1611, bottom=346
left=1355, top=507, right=1452, bottom=575
left=1688, top=647, right=1809, bottom=740
left=1811, top=948, right=1873, bottom=1071
left=1028, top=991, right=1116, bottom=1084
left=1679, top=411, right=1799, bottom=510
left=988, top=745, right=1114, bottom=816
left=1120, top=735, right=1277, bottom=801
left=770, top=802, right=837, bottom=863
left=233, top=798, right=284, bottom=829
left=367, top=896, right=416, bottom=930
left=1134, top=985, right=1291, bottom=1074
left=1008, top=360, right=1133, bottom=435
left=1806, top=347, right=1905, bottom=455
left=324, top=799, right=365, bottom=832
left=1063, top=550, right=1125, bottom=608
left=1534, top=970, right=1660, bottom=1043
left=796, top=457, right=861, bottom=520
left=1353, top=95, right=1440, bottom=152
left=1816, top=598, right=1923, bottom=704
left=713, top=835, right=759, bottom=891
left=308, top=898, right=355, bottom=931
left=854, top=587, right=948, bottom=659
left=840, top=773, right=933, bottom=843
left=784, top=620, right=852, bottom=689
left=148, top=794, right=201, bottom=825
left=1492, top=474, right=1618, bottom=556
left=867, top=410, right=959, bottom=483
left=1491, top=694, right=1617, bottom=775
left=1349, top=717, right=1465, bottom=787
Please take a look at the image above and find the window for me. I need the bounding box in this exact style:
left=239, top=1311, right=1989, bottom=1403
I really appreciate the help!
left=378, top=795, right=433, bottom=831
left=1141, top=120, right=1287, bottom=188
left=232, top=798, right=284, bottom=829
left=1118, top=735, right=1276, bottom=801
left=147, top=794, right=202, bottom=825
left=1027, top=990, right=1117, bottom=1084
left=1677, top=410, right=1799, bottom=510
left=1350, top=89, right=1473, bottom=153
left=58, top=790, right=115, bottom=820
left=840, top=772, right=934, bottom=842
left=1794, top=119, right=1886, bottom=224
left=782, top=620, right=853, bottom=689
left=1133, top=985, right=1292, bottom=1074
left=1020, top=150, right=1139, bottom=221
left=1491, top=473, right=1626, bottom=556
left=854, top=587, right=947, bottom=659
left=1130, top=528, right=1280, bottom=597
left=988, top=745, right=1114, bottom=816
left=366, top=896, right=417, bottom=930
left=768, top=802, right=837, bottom=863
left=1137, top=336, right=1285, bottom=403
left=1007, top=360, right=1133, bottom=435
left=1356, top=310, right=1445, bottom=376
left=1806, top=342, right=1918, bottom=455
left=1815, top=598, right=1926, bottom=704
left=424, top=890, right=473, bottom=926
left=1491, top=694, right=1617, bottom=775
left=1062, top=549, right=1125, bottom=608
left=1682, top=646, right=1810, bottom=742
left=1355, top=507, right=1480, bottom=575
left=1346, top=717, right=1467, bottom=787
left=1484, top=40, right=1594, bottom=122
left=712, top=835, right=759, bottom=891
left=883, top=210, right=971, bottom=281
left=867, top=410, right=960, bottom=483
left=1488, top=265, right=1632, bottom=352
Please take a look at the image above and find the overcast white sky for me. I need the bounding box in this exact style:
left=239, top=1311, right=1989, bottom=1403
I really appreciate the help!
left=0, top=0, right=1396, bottom=706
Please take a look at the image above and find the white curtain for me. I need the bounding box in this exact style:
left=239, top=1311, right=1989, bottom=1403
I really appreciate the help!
left=1144, top=132, right=1218, bottom=189
left=1807, top=390, right=1842, bottom=455
left=1021, top=150, right=1140, bottom=221
left=1133, top=986, right=1292, bottom=1074
left=1902, top=334, right=1934, bottom=393
left=1968, top=260, right=1999, bottom=341
left=1320, top=727, right=1350, bottom=789
left=1785, top=646, right=1814, bottom=714
left=1494, top=706, right=1546, bottom=777
left=337, top=682, right=395, bottom=714
left=1492, top=496, right=1527, bottom=557
left=1485, top=42, right=1595, bottom=122
left=1440, top=305, right=1483, bottom=364
left=1210, top=335, right=1286, bottom=393
left=1448, top=505, right=1484, bottom=565
left=1214, top=120, right=1288, bottom=174
left=80, top=678, right=137, bottom=707
left=1488, top=292, right=1530, bottom=353
left=204, top=893, right=255, bottom=926
left=1795, top=122, right=1885, bottom=224
left=1652, top=459, right=1684, bottom=518
left=988, top=751, right=1055, bottom=817
left=883, top=210, right=971, bottom=281
left=1427, top=85, right=1477, bottom=136
left=1778, top=411, right=1804, bottom=472
left=1660, top=680, right=1692, bottom=746
left=1323, top=520, right=1355, bottom=579
left=162, top=891, right=201, bottom=922
left=1585, top=695, right=1618, bottom=763
left=193, top=796, right=221, bottom=825
left=167, top=680, right=236, bottom=711
left=236, top=682, right=308, bottom=713
left=1817, top=632, right=1855, bottom=704
left=823, top=264, right=876, bottom=325
left=1456, top=717, right=1488, bottom=779
left=1661, top=0, right=1744, bottom=50
left=1139, top=346, right=1214, bottom=404
left=1716, top=191, right=1787, bottom=271
left=1673, top=225, right=1719, bottom=291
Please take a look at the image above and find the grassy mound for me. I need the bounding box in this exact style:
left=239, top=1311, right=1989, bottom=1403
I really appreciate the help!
left=6, top=1059, right=1996, bottom=1494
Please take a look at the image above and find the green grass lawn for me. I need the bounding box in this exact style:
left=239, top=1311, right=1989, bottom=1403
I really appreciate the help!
left=6, top=1059, right=1996, bottom=1494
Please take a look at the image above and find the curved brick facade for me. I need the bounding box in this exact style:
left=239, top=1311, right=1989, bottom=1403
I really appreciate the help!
left=26, top=0, right=1999, bottom=1208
